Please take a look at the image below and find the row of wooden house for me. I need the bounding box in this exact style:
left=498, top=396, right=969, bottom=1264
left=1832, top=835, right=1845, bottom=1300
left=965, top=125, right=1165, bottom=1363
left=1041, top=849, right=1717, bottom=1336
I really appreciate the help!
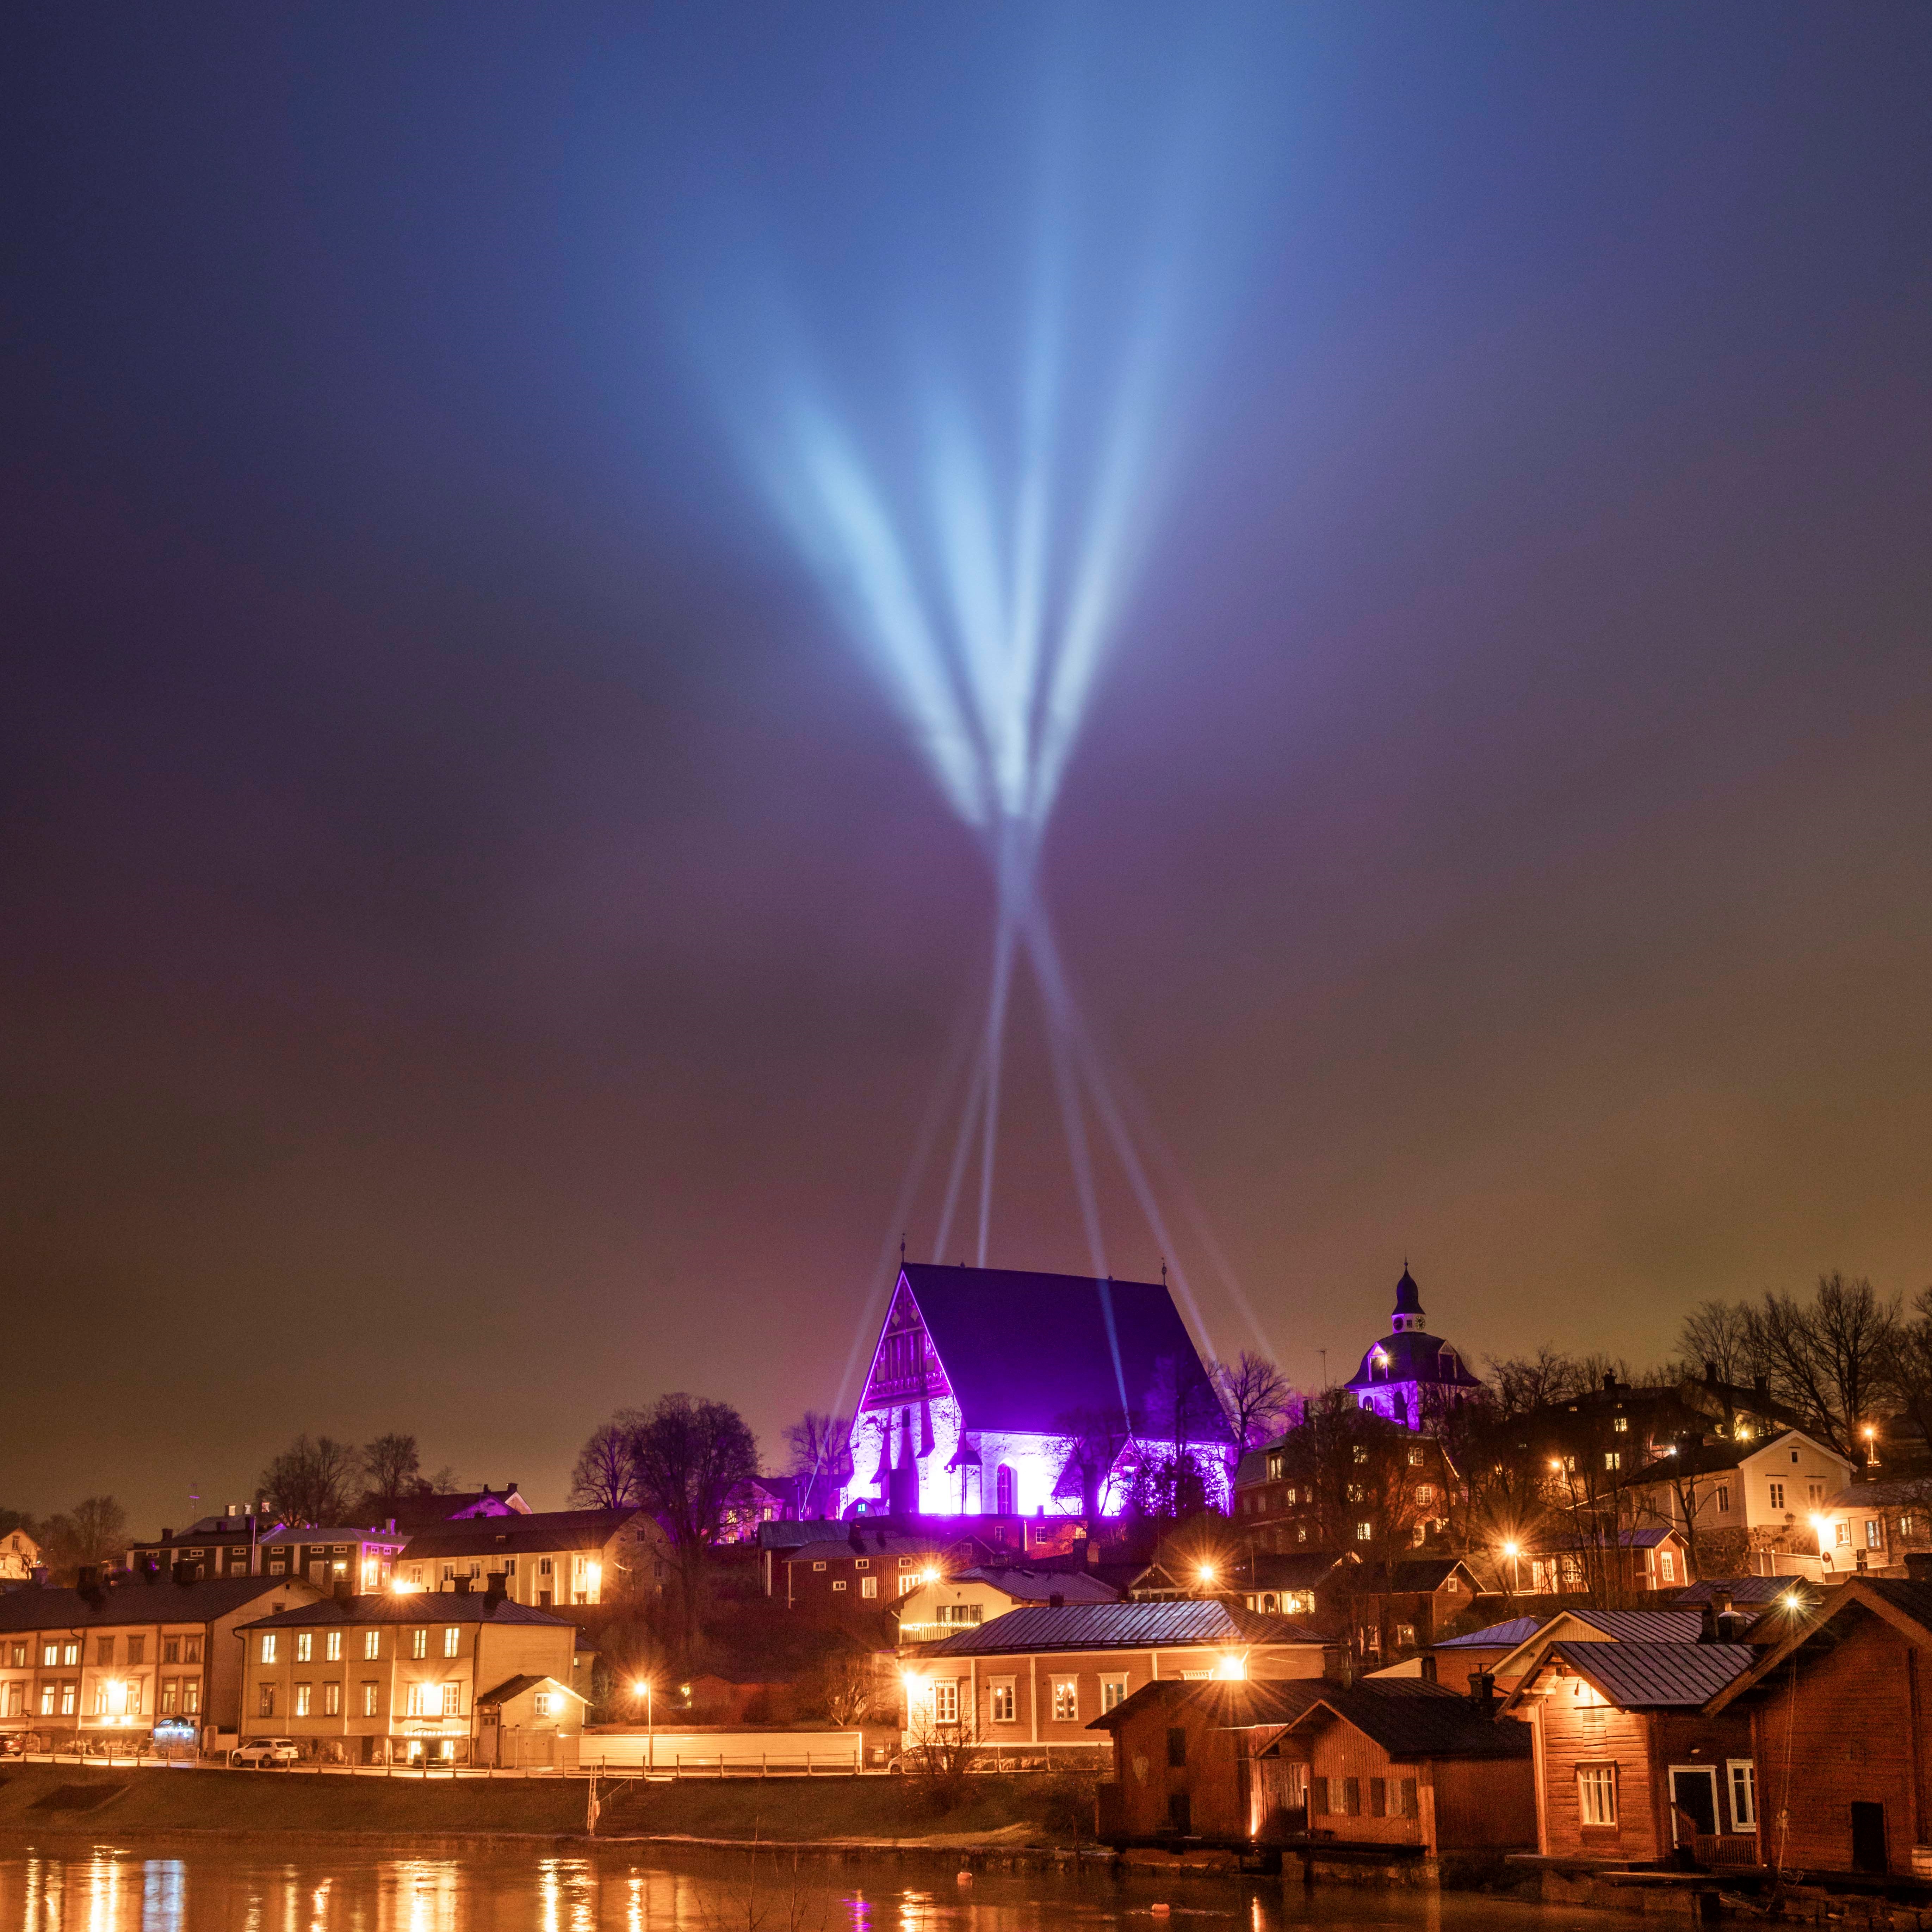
left=1084, top=1577, right=1932, bottom=1893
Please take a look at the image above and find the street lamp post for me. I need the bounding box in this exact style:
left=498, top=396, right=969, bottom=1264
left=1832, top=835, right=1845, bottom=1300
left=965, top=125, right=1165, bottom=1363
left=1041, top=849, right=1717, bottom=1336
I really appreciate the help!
left=633, top=1680, right=655, bottom=1770
left=1501, top=1540, right=1521, bottom=1596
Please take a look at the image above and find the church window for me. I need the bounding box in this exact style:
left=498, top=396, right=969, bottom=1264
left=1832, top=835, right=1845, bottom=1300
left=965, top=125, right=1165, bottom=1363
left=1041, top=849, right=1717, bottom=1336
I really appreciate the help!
left=995, top=1466, right=1016, bottom=1516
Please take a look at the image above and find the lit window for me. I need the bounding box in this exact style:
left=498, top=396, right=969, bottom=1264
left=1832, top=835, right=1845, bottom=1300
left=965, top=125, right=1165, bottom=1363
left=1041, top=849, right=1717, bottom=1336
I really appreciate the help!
left=854, top=1558, right=869, bottom=1571
left=1356, top=1522, right=1373, bottom=1541
left=1101, top=1678, right=1128, bottom=1712
left=1604, top=1452, right=1621, bottom=1472
left=861, top=1577, right=878, bottom=1599
left=831, top=1580, right=847, bottom=1592
left=1052, top=1679, right=1078, bottom=1722
left=1577, top=1765, right=1617, bottom=1827
left=259, top=1684, right=277, bottom=1718
left=296, top=1633, right=312, bottom=1663
left=323, top=1682, right=340, bottom=1715
left=295, top=1684, right=312, bottom=1717
left=442, top=1627, right=460, bottom=1658
left=1769, top=1482, right=1785, bottom=1510
left=898, top=1557, right=912, bottom=1568
left=1613, top=1417, right=1628, bottom=1433
left=442, top=1684, right=460, bottom=1717
left=1866, top=1519, right=1883, bottom=1550
left=1728, top=1761, right=1757, bottom=1831
left=160, top=1680, right=178, bottom=1714
left=1660, top=1552, right=1676, bottom=1584
left=362, top=1631, right=380, bottom=1661
left=990, top=1679, right=1016, bottom=1723
left=1836, top=1522, right=1851, bottom=1548
left=361, top=1682, right=379, bottom=1717
left=897, top=1576, right=917, bottom=1596
left=534, top=1692, right=553, bottom=1717
left=812, top=1562, right=826, bottom=1573
left=182, top=1680, right=200, bottom=1713
left=261, top=1635, right=278, bottom=1665
left=326, top=1633, right=342, bottom=1662
left=411, top=1630, right=428, bottom=1659
left=933, top=1681, right=958, bottom=1723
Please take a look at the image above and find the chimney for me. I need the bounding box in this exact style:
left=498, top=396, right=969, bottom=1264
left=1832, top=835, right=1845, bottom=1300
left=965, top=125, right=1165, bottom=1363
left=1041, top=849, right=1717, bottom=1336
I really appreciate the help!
left=1711, top=1585, right=1733, bottom=1621
left=506, top=1483, right=519, bottom=1498
left=333, top=1578, right=354, bottom=1606
left=29, top=1565, right=48, bottom=1587
left=1467, top=1669, right=1497, bottom=1716
left=1698, top=1599, right=1721, bottom=1643
left=172, top=1560, right=195, bottom=1585
left=1601, top=1371, right=1617, bottom=1393
left=847, top=1523, right=865, bottom=1554
left=1703, top=1361, right=1717, bottom=1388
left=161, top=1527, right=173, bottom=1543
left=452, top=1575, right=472, bottom=1596
left=485, top=1572, right=508, bottom=1607
left=1048, top=1591, right=1065, bottom=1609
left=1753, top=1374, right=1769, bottom=1400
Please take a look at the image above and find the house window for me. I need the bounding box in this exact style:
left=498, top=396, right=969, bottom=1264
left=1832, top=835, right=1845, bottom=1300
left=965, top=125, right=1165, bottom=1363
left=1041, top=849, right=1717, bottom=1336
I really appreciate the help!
left=1716, top=1487, right=1730, bottom=1512
left=1394, top=1623, right=1417, bottom=1649
left=539, top=1558, right=552, bottom=1575
left=1769, top=1482, right=1785, bottom=1510
left=1613, top=1416, right=1628, bottom=1433
left=1604, top=1452, right=1621, bottom=1472
left=326, top=1633, right=342, bottom=1662
left=1866, top=1519, right=1884, bottom=1550
left=363, top=1630, right=380, bottom=1661
left=261, top=1635, right=278, bottom=1665
left=1577, top=1765, right=1618, bottom=1827
left=1355, top=1522, right=1372, bottom=1541
left=296, top=1633, right=312, bottom=1664
left=1102, top=1677, right=1128, bottom=1712
left=832, top=1580, right=848, bottom=1592
left=1660, top=1552, right=1676, bottom=1584
left=163, top=1638, right=181, bottom=1665
left=40, top=1643, right=56, bottom=1669
left=160, top=1680, right=178, bottom=1714
left=812, top=1562, right=826, bottom=1572
left=442, top=1627, right=460, bottom=1658
left=1728, top=1761, right=1757, bottom=1831
left=442, top=1684, right=460, bottom=1717
left=1052, top=1680, right=1078, bottom=1722
left=361, top=1682, right=379, bottom=1717
left=1295, top=1526, right=1308, bottom=1544
left=259, top=1685, right=278, bottom=1718
left=295, top=1684, right=312, bottom=1717
left=128, top=1637, right=148, bottom=1666
left=854, top=1558, right=869, bottom=1571
left=405, top=1686, right=425, bottom=1717
left=861, top=1577, right=878, bottom=1599
left=933, top=1681, right=958, bottom=1724
left=1266, top=1453, right=1283, bottom=1480
left=182, top=1679, right=200, bottom=1714
left=534, top=1693, right=553, bottom=1717
left=898, top=1557, right=912, bottom=1568
left=184, top=1637, right=201, bottom=1664
left=990, top=1679, right=1016, bottom=1723
left=411, top=1630, right=428, bottom=1659
left=323, top=1682, right=340, bottom=1715
left=898, top=1575, right=918, bottom=1596
left=1836, top=1522, right=1852, bottom=1548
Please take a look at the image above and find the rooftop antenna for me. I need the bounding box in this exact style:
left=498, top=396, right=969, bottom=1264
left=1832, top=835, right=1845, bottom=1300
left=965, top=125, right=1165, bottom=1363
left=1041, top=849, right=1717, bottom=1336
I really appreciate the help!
left=1160, top=1257, right=1168, bottom=1286
left=900, top=1233, right=906, bottom=1267
left=1319, top=1348, right=1328, bottom=1388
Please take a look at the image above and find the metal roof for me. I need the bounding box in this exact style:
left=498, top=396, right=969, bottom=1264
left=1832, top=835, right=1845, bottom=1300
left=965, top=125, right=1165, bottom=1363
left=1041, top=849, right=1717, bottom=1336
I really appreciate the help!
left=1540, top=1639, right=1758, bottom=1708
left=922, top=1598, right=1322, bottom=1656
left=397, top=1508, right=640, bottom=1562
left=1436, top=1615, right=1547, bottom=1650
left=238, top=1594, right=572, bottom=1630
left=1294, top=1680, right=1534, bottom=1759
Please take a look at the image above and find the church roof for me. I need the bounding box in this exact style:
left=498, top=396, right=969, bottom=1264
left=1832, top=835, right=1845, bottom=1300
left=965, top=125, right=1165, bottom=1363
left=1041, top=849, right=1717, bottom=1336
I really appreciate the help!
left=888, top=1265, right=1231, bottom=1442
left=1393, top=1268, right=1423, bottom=1317
left=1344, top=1329, right=1482, bottom=1392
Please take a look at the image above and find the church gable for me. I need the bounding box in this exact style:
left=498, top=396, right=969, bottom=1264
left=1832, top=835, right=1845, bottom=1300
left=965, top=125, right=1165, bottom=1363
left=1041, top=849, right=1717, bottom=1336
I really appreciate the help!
left=858, top=1275, right=951, bottom=1413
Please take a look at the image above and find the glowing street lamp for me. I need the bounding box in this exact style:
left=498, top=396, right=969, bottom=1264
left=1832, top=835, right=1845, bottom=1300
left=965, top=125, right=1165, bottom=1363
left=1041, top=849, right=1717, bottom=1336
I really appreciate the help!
left=1196, top=1563, right=1217, bottom=1589
left=1500, top=1540, right=1521, bottom=1595
left=632, top=1680, right=654, bottom=1769
left=1213, top=1654, right=1246, bottom=1681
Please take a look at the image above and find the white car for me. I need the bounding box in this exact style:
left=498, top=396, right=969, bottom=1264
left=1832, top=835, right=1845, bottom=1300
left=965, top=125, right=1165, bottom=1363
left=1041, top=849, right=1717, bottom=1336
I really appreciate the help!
left=232, top=1738, right=300, bottom=1767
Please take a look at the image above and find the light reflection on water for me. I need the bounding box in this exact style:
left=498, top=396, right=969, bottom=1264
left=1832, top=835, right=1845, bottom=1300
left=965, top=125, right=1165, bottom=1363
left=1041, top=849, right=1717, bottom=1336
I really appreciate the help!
left=0, top=1847, right=1622, bottom=1932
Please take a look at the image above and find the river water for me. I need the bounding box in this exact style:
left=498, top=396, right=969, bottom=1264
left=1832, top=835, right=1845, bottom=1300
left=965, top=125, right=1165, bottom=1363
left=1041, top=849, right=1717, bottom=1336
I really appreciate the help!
left=0, top=1844, right=1628, bottom=1932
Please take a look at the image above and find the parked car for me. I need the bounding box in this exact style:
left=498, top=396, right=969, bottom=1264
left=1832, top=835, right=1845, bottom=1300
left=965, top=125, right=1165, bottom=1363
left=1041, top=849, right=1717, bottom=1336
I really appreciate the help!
left=0, top=1735, right=24, bottom=1759
left=231, top=1738, right=300, bottom=1767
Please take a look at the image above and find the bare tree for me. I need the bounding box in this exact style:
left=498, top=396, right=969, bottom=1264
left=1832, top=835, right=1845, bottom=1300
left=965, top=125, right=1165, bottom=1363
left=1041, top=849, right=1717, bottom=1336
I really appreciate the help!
left=259, top=1436, right=364, bottom=1525
left=625, top=1394, right=760, bottom=1655
left=1885, top=1287, right=1932, bottom=1450
left=812, top=1646, right=885, bottom=1726
left=782, top=1411, right=852, bottom=1517
left=40, top=1497, right=128, bottom=1579
left=1051, top=1406, right=1135, bottom=1524
left=569, top=1419, right=641, bottom=1510
left=1211, top=1352, right=1294, bottom=1488
left=1746, top=1273, right=1900, bottom=1457
left=359, top=1433, right=427, bottom=1517
left=1678, top=1300, right=1757, bottom=1387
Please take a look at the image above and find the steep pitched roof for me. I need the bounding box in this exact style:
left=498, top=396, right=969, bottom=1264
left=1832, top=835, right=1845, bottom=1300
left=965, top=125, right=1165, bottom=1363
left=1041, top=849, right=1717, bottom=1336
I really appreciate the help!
left=476, top=1673, right=587, bottom=1708
left=1704, top=1578, right=1932, bottom=1715
left=1344, top=1330, right=1483, bottom=1392
left=0, top=1574, right=313, bottom=1631
left=1664, top=1576, right=1822, bottom=1609
left=1526, top=1639, right=1758, bottom=1708
left=921, top=1599, right=1323, bottom=1657
left=1486, top=1607, right=1706, bottom=1680
left=1291, top=1680, right=1533, bottom=1759
left=886, top=1265, right=1229, bottom=1441
left=1366, top=1558, right=1479, bottom=1594
left=397, top=1509, right=640, bottom=1562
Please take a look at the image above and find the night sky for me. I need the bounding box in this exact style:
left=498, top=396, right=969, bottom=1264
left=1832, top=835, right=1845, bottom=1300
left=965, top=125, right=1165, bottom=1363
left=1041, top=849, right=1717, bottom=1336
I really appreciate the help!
left=6, top=6, right=1930, bottom=1533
